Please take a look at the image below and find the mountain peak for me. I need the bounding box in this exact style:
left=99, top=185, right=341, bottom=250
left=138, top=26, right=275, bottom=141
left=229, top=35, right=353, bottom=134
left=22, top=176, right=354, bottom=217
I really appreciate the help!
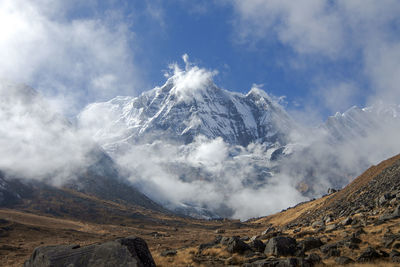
left=246, top=86, right=271, bottom=100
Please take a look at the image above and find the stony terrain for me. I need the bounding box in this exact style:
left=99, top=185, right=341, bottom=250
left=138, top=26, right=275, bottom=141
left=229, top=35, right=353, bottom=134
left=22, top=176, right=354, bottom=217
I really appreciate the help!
left=2, top=154, right=400, bottom=266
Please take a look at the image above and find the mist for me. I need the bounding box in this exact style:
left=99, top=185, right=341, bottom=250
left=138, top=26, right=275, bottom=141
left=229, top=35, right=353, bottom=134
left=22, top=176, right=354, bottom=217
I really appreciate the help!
left=0, top=81, right=97, bottom=184
left=0, top=1, right=399, bottom=221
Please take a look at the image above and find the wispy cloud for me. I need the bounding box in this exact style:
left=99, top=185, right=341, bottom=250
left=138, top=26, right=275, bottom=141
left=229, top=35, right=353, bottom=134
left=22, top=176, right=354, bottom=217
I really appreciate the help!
left=229, top=0, right=400, bottom=112
left=0, top=0, right=141, bottom=115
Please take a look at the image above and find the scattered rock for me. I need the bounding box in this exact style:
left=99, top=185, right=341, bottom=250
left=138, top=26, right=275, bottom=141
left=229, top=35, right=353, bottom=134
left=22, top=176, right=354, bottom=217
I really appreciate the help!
left=335, top=256, right=354, bottom=265
left=24, top=236, right=156, bottom=267
left=243, top=257, right=310, bottom=267
left=241, top=236, right=250, bottom=241
left=264, top=236, right=297, bottom=257
left=341, top=217, right=353, bottom=226
left=215, top=229, right=225, bottom=234
left=382, top=234, right=400, bottom=248
left=321, top=243, right=341, bottom=258
left=161, top=249, right=177, bottom=257
left=261, top=227, right=275, bottom=235
left=226, top=236, right=251, bottom=254
left=356, top=247, right=381, bottom=262
left=249, top=239, right=266, bottom=253
left=378, top=205, right=400, bottom=222
left=311, top=220, right=324, bottom=229
left=377, top=193, right=395, bottom=206
left=327, top=188, right=338, bottom=194
left=325, top=223, right=338, bottom=232
left=305, top=253, right=321, bottom=265
left=390, top=249, right=400, bottom=262
left=220, top=236, right=231, bottom=245
left=297, top=237, right=323, bottom=252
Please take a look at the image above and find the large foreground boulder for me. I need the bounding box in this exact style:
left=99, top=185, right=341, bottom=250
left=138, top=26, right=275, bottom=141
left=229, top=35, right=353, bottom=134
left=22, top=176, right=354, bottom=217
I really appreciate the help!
left=264, top=236, right=297, bottom=256
left=24, top=236, right=155, bottom=267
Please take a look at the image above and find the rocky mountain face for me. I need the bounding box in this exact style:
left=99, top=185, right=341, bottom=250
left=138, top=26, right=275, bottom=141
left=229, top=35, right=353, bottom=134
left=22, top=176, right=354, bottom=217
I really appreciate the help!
left=78, top=78, right=295, bottom=151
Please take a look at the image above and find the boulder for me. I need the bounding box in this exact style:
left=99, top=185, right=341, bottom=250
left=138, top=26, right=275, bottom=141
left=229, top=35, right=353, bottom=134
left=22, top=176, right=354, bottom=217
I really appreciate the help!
left=249, top=239, right=266, bottom=253
left=160, top=249, right=177, bottom=257
left=390, top=249, right=400, bottom=263
left=327, top=188, right=337, bottom=194
left=378, top=206, right=400, bottom=222
left=341, top=217, right=353, bottom=226
left=261, top=227, right=275, bottom=235
left=356, top=247, right=381, bottom=262
left=311, top=220, right=324, bottom=229
left=335, top=256, right=354, bottom=265
left=321, top=243, right=341, bottom=258
left=243, top=257, right=311, bottom=267
left=215, top=229, right=225, bottom=234
left=24, top=236, right=155, bottom=267
left=226, top=236, right=251, bottom=254
left=297, top=237, right=323, bottom=252
left=198, top=235, right=222, bottom=251
left=305, top=253, right=321, bottom=265
left=264, top=236, right=297, bottom=257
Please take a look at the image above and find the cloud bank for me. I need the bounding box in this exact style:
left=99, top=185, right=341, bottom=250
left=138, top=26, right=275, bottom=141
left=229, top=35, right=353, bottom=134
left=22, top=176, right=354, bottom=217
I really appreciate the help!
left=0, top=81, right=96, bottom=184
left=0, top=0, right=140, bottom=115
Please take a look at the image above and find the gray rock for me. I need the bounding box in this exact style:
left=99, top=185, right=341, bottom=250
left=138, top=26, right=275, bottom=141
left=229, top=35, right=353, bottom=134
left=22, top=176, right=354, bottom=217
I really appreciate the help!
left=378, top=206, right=400, bottom=222
left=305, top=253, right=321, bottom=264
left=242, top=257, right=311, bottom=267
left=220, top=236, right=231, bottom=245
left=24, top=236, right=155, bottom=267
left=226, top=236, right=251, bottom=254
left=327, top=188, right=338, bottom=194
left=264, top=236, right=297, bottom=257
left=341, top=217, right=353, bottom=226
left=161, top=249, right=177, bottom=257
left=377, top=193, right=395, bottom=206
left=356, top=247, right=381, bottom=262
left=390, top=249, right=400, bottom=262
left=335, top=256, right=354, bottom=265
left=215, top=229, right=225, bottom=234
left=311, top=220, right=324, bottom=229
left=241, top=236, right=250, bottom=242
left=297, top=237, right=323, bottom=252
left=261, top=227, right=275, bottom=235
left=321, top=243, right=341, bottom=257
left=325, top=223, right=338, bottom=232
left=249, top=239, right=266, bottom=253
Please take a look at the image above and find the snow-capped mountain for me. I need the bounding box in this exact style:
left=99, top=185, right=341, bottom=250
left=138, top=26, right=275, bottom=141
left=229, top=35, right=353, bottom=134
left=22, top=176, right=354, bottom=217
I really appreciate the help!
left=79, top=74, right=295, bottom=152
left=323, top=104, right=400, bottom=143
left=77, top=65, right=400, bottom=219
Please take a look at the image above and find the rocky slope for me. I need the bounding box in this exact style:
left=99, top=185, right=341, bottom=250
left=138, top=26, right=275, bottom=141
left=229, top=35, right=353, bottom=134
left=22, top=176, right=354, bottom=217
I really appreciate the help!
left=177, top=153, right=400, bottom=266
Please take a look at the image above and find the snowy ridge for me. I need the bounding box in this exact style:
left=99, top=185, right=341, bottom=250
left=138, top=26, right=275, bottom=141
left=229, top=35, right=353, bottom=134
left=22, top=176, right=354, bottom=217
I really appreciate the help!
left=79, top=75, right=295, bottom=150
left=323, top=104, right=400, bottom=142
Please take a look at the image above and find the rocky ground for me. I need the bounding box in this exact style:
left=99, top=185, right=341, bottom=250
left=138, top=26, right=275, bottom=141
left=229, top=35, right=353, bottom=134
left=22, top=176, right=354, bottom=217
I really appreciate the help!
left=2, top=154, right=400, bottom=266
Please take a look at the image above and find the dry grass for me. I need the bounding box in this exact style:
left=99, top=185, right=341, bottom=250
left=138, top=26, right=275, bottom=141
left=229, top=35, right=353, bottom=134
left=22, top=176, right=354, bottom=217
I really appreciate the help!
left=153, top=247, right=197, bottom=267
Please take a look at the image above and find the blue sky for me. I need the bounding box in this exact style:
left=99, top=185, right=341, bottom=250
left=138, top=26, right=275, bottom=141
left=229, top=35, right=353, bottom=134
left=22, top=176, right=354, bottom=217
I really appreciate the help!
left=1, top=0, right=400, bottom=122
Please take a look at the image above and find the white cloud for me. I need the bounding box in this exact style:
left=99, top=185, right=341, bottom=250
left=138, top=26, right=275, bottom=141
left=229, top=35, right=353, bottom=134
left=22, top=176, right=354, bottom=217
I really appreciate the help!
left=0, top=0, right=140, bottom=115
left=167, top=55, right=218, bottom=103
left=230, top=0, right=400, bottom=109
left=0, top=81, right=96, bottom=184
